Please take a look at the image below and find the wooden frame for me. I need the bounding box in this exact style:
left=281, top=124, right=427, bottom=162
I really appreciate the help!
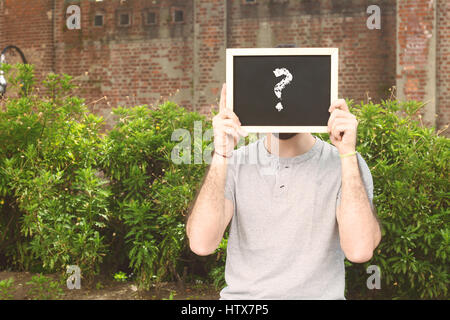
left=226, top=47, right=339, bottom=133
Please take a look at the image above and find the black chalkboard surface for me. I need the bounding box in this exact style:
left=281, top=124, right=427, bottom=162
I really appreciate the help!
left=226, top=48, right=338, bottom=132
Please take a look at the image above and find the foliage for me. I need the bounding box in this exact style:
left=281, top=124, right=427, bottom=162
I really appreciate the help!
left=25, top=274, right=64, bottom=300
left=1, top=64, right=448, bottom=299
left=318, top=99, right=449, bottom=299
left=162, top=290, right=176, bottom=300
left=0, top=64, right=110, bottom=278
left=113, top=271, right=128, bottom=282
left=0, top=278, right=15, bottom=300
left=208, top=237, right=227, bottom=291
left=0, top=64, right=212, bottom=289
left=100, top=102, right=211, bottom=289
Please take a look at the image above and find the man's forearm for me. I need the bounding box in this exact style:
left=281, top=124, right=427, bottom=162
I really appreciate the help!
left=337, top=155, right=381, bottom=263
left=186, top=153, right=229, bottom=255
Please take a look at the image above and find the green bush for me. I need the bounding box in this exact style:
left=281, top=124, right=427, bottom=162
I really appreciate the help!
left=318, top=99, right=449, bottom=299
left=1, top=64, right=447, bottom=299
left=0, top=64, right=110, bottom=278
left=0, top=278, right=15, bottom=300
left=209, top=99, right=449, bottom=299
left=100, top=102, right=211, bottom=289
left=0, top=64, right=215, bottom=289
left=26, top=274, right=64, bottom=300
left=208, top=237, right=227, bottom=291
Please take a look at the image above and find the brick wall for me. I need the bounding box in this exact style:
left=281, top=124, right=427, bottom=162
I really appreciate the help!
left=0, top=0, right=54, bottom=82
left=437, top=0, right=449, bottom=132
left=227, top=0, right=396, bottom=105
left=0, top=0, right=448, bottom=133
left=193, top=0, right=227, bottom=115
left=53, top=0, right=195, bottom=124
left=397, top=0, right=437, bottom=127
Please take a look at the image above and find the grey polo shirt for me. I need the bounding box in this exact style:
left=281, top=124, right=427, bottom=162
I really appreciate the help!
left=220, top=135, right=374, bottom=300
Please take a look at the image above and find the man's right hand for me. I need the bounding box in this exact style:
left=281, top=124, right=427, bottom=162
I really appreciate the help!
left=213, top=83, right=248, bottom=157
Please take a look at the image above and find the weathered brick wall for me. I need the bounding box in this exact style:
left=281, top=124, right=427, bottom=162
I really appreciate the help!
left=53, top=0, right=195, bottom=124
left=397, top=0, right=437, bottom=127
left=193, top=0, right=227, bottom=115
left=227, top=0, right=396, bottom=106
left=0, top=1, right=3, bottom=50
left=0, top=0, right=448, bottom=133
left=0, top=0, right=54, bottom=81
left=437, top=0, right=449, bottom=132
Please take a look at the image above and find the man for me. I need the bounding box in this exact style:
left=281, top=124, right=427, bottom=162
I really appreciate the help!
left=186, top=83, right=381, bottom=299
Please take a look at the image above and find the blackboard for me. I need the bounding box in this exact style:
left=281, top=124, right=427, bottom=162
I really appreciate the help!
left=226, top=48, right=338, bottom=132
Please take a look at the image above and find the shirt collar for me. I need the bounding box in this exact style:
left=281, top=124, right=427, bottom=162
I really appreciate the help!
left=258, top=134, right=322, bottom=165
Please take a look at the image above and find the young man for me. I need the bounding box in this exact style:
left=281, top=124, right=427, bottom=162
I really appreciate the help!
left=186, top=83, right=381, bottom=299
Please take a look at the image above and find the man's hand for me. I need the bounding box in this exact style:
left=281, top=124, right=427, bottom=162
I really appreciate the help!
left=213, top=83, right=248, bottom=157
left=327, top=99, right=358, bottom=155
left=187, top=83, right=241, bottom=256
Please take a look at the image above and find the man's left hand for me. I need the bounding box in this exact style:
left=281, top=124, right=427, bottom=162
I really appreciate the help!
left=327, top=99, right=358, bottom=155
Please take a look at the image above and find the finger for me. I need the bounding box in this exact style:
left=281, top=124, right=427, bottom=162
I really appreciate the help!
left=219, top=83, right=226, bottom=112
left=327, top=109, right=355, bottom=132
left=224, top=126, right=240, bottom=143
left=330, top=133, right=338, bottom=145
left=223, top=120, right=248, bottom=137
left=329, top=99, right=349, bottom=113
left=331, top=122, right=354, bottom=141
left=222, top=119, right=240, bottom=131
left=222, top=107, right=241, bottom=124
left=329, top=116, right=356, bottom=129
left=330, top=118, right=356, bottom=135
left=238, top=126, right=248, bottom=137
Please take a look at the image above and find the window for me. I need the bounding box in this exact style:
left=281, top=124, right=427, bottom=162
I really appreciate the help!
left=145, top=11, right=157, bottom=25
left=171, top=8, right=184, bottom=23
left=243, top=0, right=257, bottom=4
left=120, top=13, right=129, bottom=25
left=118, top=12, right=131, bottom=26
left=94, top=14, right=104, bottom=27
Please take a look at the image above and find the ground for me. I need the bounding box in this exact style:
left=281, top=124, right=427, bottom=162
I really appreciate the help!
left=0, top=271, right=220, bottom=300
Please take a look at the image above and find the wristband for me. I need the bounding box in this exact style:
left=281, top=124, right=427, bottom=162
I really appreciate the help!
left=214, top=150, right=232, bottom=159
left=339, top=151, right=357, bottom=158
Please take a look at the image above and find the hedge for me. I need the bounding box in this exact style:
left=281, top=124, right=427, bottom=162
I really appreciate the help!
left=0, top=64, right=448, bottom=299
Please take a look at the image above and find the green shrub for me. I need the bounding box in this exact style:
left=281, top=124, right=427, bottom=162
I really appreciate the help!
left=1, top=64, right=447, bottom=299
left=318, top=99, right=449, bottom=299
left=113, top=271, right=128, bottom=282
left=0, top=64, right=215, bottom=289
left=208, top=237, right=227, bottom=291
left=100, top=102, right=211, bottom=289
left=26, top=274, right=64, bottom=300
left=0, top=278, right=15, bottom=300
left=0, top=64, right=110, bottom=278
left=210, top=99, right=448, bottom=299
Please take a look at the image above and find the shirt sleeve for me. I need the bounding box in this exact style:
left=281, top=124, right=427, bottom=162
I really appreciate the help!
left=336, top=152, right=374, bottom=210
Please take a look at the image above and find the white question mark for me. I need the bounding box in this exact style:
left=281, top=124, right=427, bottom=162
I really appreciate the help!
left=273, top=68, right=293, bottom=112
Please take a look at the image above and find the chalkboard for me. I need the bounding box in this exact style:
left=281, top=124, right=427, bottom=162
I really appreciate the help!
left=226, top=48, right=338, bottom=132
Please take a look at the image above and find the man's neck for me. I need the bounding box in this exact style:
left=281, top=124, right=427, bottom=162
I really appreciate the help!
left=265, top=133, right=316, bottom=158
